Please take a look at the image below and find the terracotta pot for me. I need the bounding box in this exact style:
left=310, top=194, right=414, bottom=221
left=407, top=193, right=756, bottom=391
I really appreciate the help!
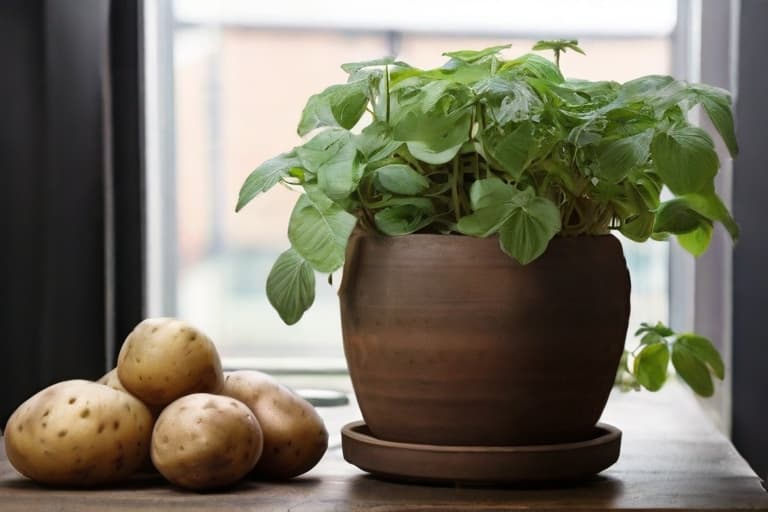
left=339, top=233, right=630, bottom=446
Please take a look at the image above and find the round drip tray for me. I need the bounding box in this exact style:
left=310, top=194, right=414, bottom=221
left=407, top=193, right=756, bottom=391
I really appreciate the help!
left=342, top=421, right=621, bottom=485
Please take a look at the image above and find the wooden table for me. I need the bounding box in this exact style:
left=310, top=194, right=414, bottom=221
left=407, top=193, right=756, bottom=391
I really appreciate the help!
left=1, top=383, right=767, bottom=511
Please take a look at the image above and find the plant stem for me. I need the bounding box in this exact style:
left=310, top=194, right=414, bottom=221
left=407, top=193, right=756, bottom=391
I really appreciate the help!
left=451, top=157, right=461, bottom=222
left=385, top=64, right=390, bottom=123
left=555, top=50, right=560, bottom=69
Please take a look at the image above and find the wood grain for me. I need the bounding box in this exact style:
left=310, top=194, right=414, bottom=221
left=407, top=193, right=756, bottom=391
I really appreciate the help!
left=1, top=383, right=766, bottom=511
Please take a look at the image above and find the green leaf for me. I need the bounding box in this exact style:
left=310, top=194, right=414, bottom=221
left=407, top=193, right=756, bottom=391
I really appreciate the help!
left=266, top=249, right=315, bottom=325
left=676, top=221, right=713, bottom=256
left=676, top=192, right=739, bottom=241
left=236, top=151, right=301, bottom=212
left=595, top=130, right=653, bottom=182
left=374, top=204, right=434, bottom=235
left=640, top=332, right=665, bottom=345
left=532, top=39, right=586, bottom=55
left=341, top=57, right=410, bottom=73
left=297, top=130, right=364, bottom=200
left=635, top=321, right=675, bottom=338
left=468, top=177, right=520, bottom=209
left=676, top=334, right=725, bottom=380
left=498, top=196, right=561, bottom=264
left=443, top=44, right=511, bottom=63
left=405, top=141, right=464, bottom=165
left=375, top=164, right=430, bottom=195
left=474, top=76, right=543, bottom=125
left=501, top=53, right=564, bottom=83
left=653, top=197, right=710, bottom=234
left=392, top=82, right=473, bottom=152
left=653, top=193, right=738, bottom=241
left=482, top=121, right=537, bottom=178
left=457, top=179, right=528, bottom=237
left=691, top=84, right=738, bottom=157
left=620, top=209, right=655, bottom=242
left=651, top=124, right=719, bottom=195
left=672, top=342, right=714, bottom=397
left=458, top=181, right=561, bottom=263
left=287, top=187, right=357, bottom=272
left=650, top=81, right=738, bottom=157
left=297, top=80, right=368, bottom=136
left=354, top=121, right=402, bottom=162
left=633, top=342, right=670, bottom=391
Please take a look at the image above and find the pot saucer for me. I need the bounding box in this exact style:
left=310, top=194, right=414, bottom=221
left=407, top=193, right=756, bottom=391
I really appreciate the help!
left=341, top=421, right=621, bottom=485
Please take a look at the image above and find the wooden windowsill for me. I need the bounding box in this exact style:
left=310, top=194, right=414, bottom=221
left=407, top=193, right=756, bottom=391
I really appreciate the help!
left=1, top=382, right=766, bottom=511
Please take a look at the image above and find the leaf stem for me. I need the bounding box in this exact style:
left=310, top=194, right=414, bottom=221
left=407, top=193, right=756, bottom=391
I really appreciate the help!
left=385, top=64, right=391, bottom=124
left=451, top=157, right=462, bottom=222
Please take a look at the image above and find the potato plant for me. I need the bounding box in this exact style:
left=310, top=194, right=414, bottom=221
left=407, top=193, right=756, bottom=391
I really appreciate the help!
left=236, top=41, right=736, bottom=398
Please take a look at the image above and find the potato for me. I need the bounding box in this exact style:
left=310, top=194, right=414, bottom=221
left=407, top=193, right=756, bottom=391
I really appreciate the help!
left=220, top=371, right=328, bottom=479
left=117, top=318, right=224, bottom=406
left=97, top=368, right=128, bottom=393
left=97, top=368, right=163, bottom=418
left=4, top=380, right=153, bottom=487
left=151, top=393, right=263, bottom=490
left=97, top=368, right=162, bottom=472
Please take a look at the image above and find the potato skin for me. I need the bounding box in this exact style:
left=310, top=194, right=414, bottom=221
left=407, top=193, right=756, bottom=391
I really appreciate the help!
left=220, top=371, right=328, bottom=479
left=117, top=318, right=224, bottom=406
left=151, top=393, right=263, bottom=490
left=97, top=368, right=129, bottom=393
left=4, top=380, right=153, bottom=487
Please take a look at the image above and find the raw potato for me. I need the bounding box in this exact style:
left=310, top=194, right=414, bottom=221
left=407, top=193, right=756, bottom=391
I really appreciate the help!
left=151, top=393, right=263, bottom=490
left=117, top=318, right=224, bottom=406
left=97, top=368, right=163, bottom=418
left=221, top=371, right=328, bottom=479
left=97, top=368, right=129, bottom=393
left=4, top=380, right=153, bottom=487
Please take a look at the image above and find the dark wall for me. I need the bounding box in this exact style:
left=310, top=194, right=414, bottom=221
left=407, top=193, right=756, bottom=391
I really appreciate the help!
left=0, top=0, right=50, bottom=425
left=732, top=0, right=768, bottom=480
left=0, top=0, right=143, bottom=426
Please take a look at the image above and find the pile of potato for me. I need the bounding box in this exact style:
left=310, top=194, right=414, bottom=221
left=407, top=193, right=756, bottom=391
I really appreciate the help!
left=3, top=318, right=329, bottom=490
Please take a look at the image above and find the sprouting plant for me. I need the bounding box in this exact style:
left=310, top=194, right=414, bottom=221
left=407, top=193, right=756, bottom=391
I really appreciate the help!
left=531, top=39, right=585, bottom=68
left=615, top=322, right=724, bottom=397
left=236, top=41, right=738, bottom=340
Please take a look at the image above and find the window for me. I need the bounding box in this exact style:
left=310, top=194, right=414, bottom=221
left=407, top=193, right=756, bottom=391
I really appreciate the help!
left=145, top=0, right=677, bottom=371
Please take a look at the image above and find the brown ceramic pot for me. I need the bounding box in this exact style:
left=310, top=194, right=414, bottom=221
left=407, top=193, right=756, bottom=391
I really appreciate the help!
left=339, top=233, right=630, bottom=446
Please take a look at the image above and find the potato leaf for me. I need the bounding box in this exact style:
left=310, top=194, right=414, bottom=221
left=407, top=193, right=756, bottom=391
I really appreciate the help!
left=443, top=44, right=511, bottom=64
left=266, top=249, right=315, bottom=325
left=672, top=342, right=714, bottom=397
left=298, top=80, right=369, bottom=136
left=236, top=151, right=302, bottom=212
left=287, top=187, right=357, bottom=273
left=635, top=321, right=675, bottom=338
left=297, top=130, right=364, bottom=200
left=676, top=221, right=713, bottom=256
left=676, top=334, right=725, bottom=380
left=633, top=342, right=670, bottom=391
left=595, top=130, right=653, bottom=182
left=651, top=125, right=719, bottom=195
left=498, top=196, right=561, bottom=264
left=375, top=164, right=430, bottom=195
left=354, top=122, right=402, bottom=162
left=482, top=121, right=537, bottom=178
left=374, top=203, right=434, bottom=235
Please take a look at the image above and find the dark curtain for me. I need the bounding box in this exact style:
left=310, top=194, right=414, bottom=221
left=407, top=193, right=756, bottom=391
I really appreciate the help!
left=0, top=0, right=143, bottom=426
left=732, top=0, right=768, bottom=480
